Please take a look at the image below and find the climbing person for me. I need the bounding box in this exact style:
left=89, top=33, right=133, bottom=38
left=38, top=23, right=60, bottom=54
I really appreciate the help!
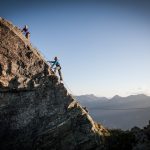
left=48, top=57, right=63, bottom=81
left=21, top=25, right=30, bottom=40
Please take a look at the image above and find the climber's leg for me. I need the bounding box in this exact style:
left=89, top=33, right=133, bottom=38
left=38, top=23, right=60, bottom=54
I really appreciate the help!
left=58, top=67, right=63, bottom=81
left=26, top=32, right=30, bottom=40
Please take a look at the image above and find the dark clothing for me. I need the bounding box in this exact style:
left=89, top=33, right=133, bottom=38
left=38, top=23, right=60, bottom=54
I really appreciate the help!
left=22, top=27, right=28, bottom=33
left=25, top=31, right=30, bottom=39
left=22, top=27, right=30, bottom=40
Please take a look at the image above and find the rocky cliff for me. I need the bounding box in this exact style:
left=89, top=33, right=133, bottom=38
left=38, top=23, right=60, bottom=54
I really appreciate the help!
left=0, top=18, right=109, bottom=150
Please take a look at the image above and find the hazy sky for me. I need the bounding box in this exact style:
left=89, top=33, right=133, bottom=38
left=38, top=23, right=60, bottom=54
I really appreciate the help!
left=1, top=0, right=150, bottom=97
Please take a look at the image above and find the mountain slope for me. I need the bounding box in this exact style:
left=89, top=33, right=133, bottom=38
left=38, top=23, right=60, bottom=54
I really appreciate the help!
left=0, top=18, right=109, bottom=150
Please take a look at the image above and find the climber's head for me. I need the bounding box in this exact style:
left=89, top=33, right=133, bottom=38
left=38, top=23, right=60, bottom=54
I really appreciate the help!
left=25, top=25, right=28, bottom=29
left=54, top=56, right=58, bottom=61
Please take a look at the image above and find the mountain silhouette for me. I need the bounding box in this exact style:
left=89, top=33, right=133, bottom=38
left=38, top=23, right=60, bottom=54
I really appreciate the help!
left=76, top=94, right=150, bottom=129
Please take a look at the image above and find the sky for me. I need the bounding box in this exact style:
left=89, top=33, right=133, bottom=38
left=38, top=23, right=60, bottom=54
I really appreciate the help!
left=1, top=0, right=150, bottom=97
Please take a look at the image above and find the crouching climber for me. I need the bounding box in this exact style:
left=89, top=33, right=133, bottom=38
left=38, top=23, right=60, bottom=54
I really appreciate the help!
left=48, top=57, right=63, bottom=81
left=22, top=25, right=30, bottom=40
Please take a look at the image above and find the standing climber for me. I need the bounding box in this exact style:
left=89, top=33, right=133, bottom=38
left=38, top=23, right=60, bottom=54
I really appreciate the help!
left=48, top=57, right=63, bottom=81
left=21, top=25, right=30, bottom=40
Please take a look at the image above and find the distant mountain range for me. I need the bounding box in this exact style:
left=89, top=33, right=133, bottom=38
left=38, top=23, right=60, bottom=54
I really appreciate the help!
left=75, top=94, right=150, bottom=130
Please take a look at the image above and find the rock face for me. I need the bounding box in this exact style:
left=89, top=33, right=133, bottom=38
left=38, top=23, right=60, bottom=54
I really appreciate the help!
left=0, top=18, right=109, bottom=150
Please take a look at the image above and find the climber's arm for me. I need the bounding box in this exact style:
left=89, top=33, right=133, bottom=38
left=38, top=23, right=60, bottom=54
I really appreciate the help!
left=47, top=61, right=56, bottom=68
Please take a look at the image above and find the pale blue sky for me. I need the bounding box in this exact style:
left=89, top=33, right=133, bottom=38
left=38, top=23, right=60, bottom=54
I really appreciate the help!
left=1, top=0, right=150, bottom=97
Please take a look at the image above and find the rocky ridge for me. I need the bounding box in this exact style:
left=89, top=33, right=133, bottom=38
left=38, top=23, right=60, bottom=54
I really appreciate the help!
left=0, top=18, right=109, bottom=150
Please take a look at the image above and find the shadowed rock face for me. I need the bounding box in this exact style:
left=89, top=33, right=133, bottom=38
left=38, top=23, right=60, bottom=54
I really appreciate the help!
left=0, top=18, right=109, bottom=150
